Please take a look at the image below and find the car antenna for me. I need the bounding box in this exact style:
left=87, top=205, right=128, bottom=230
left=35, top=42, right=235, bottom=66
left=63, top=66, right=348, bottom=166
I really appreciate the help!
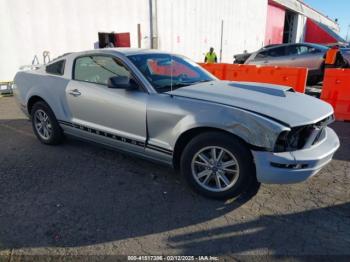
left=170, top=54, right=173, bottom=97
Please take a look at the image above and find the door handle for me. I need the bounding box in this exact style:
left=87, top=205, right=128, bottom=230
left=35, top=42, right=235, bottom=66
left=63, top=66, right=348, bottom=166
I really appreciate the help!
left=69, top=89, right=81, bottom=97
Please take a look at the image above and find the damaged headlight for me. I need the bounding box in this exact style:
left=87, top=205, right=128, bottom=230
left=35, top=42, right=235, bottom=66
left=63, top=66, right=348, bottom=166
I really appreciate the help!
left=274, top=126, right=315, bottom=152
left=274, top=131, right=289, bottom=152
left=274, top=115, right=334, bottom=152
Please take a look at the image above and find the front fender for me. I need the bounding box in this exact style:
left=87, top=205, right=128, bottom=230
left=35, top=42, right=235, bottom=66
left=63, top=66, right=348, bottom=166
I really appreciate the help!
left=147, top=94, right=290, bottom=151
left=172, top=105, right=289, bottom=150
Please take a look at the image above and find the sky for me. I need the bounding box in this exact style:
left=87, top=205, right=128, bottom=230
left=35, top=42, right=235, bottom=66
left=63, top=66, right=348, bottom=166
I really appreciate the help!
left=304, top=0, right=350, bottom=41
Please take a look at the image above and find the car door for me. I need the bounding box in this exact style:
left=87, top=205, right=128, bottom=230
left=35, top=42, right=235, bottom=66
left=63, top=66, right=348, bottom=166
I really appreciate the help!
left=249, top=46, right=288, bottom=66
left=64, top=54, right=148, bottom=153
left=286, top=44, right=324, bottom=71
left=265, top=45, right=292, bottom=66
left=247, top=50, right=270, bottom=65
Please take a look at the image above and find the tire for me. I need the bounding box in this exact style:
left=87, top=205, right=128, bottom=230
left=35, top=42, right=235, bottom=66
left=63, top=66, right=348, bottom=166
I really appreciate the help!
left=180, top=131, right=257, bottom=199
left=30, top=101, right=64, bottom=145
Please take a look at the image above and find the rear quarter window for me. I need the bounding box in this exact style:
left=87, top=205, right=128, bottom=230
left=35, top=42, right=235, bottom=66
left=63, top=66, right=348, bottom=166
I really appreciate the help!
left=256, top=50, right=268, bottom=59
left=46, top=60, right=65, bottom=75
left=267, top=46, right=287, bottom=57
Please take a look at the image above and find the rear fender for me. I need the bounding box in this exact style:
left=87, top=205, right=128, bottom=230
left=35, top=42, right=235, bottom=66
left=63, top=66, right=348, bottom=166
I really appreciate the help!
left=15, top=71, right=70, bottom=119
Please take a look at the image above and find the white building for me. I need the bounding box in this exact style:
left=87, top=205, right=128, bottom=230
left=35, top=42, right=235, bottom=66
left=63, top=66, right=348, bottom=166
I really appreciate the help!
left=0, top=0, right=343, bottom=81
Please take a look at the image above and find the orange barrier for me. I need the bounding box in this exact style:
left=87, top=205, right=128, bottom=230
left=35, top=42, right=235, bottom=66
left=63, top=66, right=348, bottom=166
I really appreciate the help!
left=321, top=69, right=350, bottom=121
left=198, top=63, right=228, bottom=80
left=199, top=63, right=307, bottom=93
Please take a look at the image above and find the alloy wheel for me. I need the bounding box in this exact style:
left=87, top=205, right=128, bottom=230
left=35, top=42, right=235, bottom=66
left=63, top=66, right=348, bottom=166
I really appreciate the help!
left=191, top=146, right=240, bottom=192
left=34, top=109, right=52, bottom=140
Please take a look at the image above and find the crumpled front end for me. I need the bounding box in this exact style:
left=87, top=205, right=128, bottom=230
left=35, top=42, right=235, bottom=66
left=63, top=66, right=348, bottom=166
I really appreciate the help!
left=253, top=115, right=340, bottom=184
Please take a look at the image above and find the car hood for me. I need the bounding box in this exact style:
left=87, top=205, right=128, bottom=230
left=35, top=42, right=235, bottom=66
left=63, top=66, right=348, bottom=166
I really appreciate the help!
left=168, top=81, right=334, bottom=127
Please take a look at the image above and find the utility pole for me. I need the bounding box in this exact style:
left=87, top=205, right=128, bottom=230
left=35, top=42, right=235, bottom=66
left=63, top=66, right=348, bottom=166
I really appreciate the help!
left=219, top=20, right=224, bottom=63
left=149, top=0, right=158, bottom=49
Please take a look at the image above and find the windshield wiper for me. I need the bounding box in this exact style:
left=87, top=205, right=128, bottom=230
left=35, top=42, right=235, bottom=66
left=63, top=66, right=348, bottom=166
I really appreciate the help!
left=172, top=79, right=213, bottom=86
left=160, top=83, right=191, bottom=89
left=190, top=79, right=213, bottom=84
left=159, top=80, right=213, bottom=92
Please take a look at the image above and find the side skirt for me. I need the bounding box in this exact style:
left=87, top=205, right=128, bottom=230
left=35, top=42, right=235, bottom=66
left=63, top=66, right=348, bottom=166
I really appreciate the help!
left=58, top=120, right=174, bottom=167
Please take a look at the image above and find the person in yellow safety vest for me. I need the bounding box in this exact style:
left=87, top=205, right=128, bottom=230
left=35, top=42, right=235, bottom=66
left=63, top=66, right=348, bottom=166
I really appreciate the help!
left=204, top=47, right=218, bottom=64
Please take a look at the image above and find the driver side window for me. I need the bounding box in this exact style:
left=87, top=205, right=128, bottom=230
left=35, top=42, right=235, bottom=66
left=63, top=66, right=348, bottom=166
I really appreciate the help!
left=74, top=55, right=132, bottom=85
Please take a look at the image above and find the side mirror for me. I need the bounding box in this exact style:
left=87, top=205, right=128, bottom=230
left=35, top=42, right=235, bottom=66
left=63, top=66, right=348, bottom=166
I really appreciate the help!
left=108, top=76, right=135, bottom=90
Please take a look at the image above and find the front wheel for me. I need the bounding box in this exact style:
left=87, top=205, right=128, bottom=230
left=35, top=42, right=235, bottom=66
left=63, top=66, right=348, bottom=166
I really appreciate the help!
left=180, top=132, right=257, bottom=199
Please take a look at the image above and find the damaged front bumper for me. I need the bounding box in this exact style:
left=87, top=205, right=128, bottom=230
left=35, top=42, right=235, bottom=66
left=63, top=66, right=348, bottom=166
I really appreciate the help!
left=252, top=127, right=340, bottom=184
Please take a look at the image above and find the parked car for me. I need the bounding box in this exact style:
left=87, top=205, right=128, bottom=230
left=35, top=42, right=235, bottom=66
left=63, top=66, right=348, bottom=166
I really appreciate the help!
left=244, top=43, right=331, bottom=85
left=13, top=49, right=340, bottom=199
left=233, top=51, right=252, bottom=64
left=339, top=47, right=350, bottom=66
left=236, top=43, right=350, bottom=85
left=233, top=45, right=277, bottom=64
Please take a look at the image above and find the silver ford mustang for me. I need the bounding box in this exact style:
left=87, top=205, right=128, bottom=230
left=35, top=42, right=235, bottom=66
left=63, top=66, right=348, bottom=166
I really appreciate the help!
left=13, top=48, right=340, bottom=199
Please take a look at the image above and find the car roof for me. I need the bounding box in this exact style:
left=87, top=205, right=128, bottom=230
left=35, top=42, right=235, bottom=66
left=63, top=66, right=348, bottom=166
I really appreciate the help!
left=47, top=48, right=182, bottom=67
left=104, top=48, right=173, bottom=55
left=263, top=43, right=328, bottom=50
left=62, top=48, right=174, bottom=59
left=260, top=43, right=329, bottom=53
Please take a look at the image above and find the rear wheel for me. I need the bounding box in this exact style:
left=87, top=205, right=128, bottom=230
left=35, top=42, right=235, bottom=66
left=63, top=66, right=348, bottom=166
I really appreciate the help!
left=31, top=101, right=63, bottom=145
left=180, top=132, right=257, bottom=199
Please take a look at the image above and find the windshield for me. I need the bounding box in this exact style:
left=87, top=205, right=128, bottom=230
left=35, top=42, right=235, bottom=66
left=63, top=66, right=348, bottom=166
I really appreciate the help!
left=309, top=44, right=330, bottom=51
left=127, top=53, right=215, bottom=93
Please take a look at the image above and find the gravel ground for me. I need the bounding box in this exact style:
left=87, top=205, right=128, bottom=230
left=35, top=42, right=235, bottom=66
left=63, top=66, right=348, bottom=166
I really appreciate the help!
left=0, top=97, right=349, bottom=260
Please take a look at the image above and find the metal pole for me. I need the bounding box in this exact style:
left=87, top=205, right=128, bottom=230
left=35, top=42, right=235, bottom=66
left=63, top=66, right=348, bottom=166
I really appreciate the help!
left=220, top=20, right=224, bottom=63
left=137, top=24, right=141, bottom=48
left=149, top=0, right=153, bottom=48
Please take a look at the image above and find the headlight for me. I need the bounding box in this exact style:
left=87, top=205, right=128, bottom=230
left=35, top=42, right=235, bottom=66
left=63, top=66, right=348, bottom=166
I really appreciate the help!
left=274, top=126, right=314, bottom=152
left=274, top=115, right=333, bottom=152
left=274, top=131, right=289, bottom=152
